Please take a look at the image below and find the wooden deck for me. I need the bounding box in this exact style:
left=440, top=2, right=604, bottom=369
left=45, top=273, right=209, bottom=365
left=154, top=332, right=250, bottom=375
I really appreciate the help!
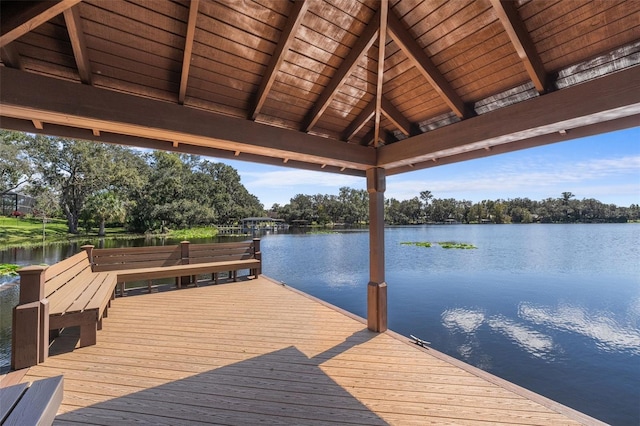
left=13, top=276, right=602, bottom=425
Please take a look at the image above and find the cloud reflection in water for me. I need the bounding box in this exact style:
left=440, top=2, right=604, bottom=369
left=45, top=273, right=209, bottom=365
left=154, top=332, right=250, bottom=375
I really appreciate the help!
left=519, top=303, right=640, bottom=355
left=442, top=308, right=557, bottom=360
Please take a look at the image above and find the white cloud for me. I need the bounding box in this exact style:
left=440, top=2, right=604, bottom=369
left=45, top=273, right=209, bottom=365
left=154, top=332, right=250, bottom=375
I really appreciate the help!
left=243, top=169, right=362, bottom=190
left=386, top=155, right=640, bottom=203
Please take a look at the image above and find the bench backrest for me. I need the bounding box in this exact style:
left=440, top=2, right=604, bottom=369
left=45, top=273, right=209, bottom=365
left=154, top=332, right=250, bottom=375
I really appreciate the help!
left=44, top=251, right=93, bottom=298
left=188, top=241, right=256, bottom=264
left=91, top=245, right=183, bottom=272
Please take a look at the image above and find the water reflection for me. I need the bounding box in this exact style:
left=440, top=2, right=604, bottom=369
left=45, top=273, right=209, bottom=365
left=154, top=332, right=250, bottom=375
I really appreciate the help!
left=519, top=302, right=640, bottom=355
left=442, top=307, right=557, bottom=360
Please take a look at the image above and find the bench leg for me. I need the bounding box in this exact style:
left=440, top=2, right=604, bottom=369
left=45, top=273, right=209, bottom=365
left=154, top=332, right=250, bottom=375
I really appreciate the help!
left=233, top=270, right=238, bottom=282
left=79, top=321, right=97, bottom=347
left=148, top=280, right=152, bottom=293
left=214, top=273, right=219, bottom=285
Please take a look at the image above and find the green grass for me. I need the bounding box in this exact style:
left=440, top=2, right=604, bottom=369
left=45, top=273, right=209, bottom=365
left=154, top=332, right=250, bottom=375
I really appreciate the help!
left=0, top=217, right=227, bottom=249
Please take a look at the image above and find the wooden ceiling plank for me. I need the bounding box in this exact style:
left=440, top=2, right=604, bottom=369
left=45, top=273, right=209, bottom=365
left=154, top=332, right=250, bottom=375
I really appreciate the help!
left=381, top=97, right=412, bottom=136
left=1, top=44, right=22, bottom=69
left=490, top=0, right=548, bottom=93
left=178, top=0, right=200, bottom=105
left=63, top=5, right=92, bottom=85
left=0, top=67, right=376, bottom=171
left=378, top=65, right=640, bottom=168
left=374, top=0, right=389, bottom=148
left=251, top=0, right=309, bottom=119
left=303, top=8, right=380, bottom=132
left=0, top=0, right=81, bottom=48
left=343, top=100, right=376, bottom=141
left=387, top=10, right=470, bottom=118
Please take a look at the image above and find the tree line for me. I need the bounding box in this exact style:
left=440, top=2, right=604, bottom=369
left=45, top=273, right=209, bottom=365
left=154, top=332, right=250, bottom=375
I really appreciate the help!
left=1, top=131, right=263, bottom=234
left=269, top=189, right=638, bottom=225
left=3, top=131, right=636, bottom=233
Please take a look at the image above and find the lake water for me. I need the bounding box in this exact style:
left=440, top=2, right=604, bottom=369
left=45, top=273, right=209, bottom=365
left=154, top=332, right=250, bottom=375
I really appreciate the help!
left=1, top=224, right=638, bottom=425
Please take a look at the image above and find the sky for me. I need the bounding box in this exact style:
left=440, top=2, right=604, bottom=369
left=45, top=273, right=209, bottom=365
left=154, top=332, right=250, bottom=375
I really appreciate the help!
left=215, top=126, right=640, bottom=209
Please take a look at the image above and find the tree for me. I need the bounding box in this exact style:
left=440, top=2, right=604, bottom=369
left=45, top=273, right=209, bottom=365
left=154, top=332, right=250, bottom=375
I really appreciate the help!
left=0, top=131, right=33, bottom=194
left=83, top=191, right=127, bottom=236
left=26, top=136, right=146, bottom=234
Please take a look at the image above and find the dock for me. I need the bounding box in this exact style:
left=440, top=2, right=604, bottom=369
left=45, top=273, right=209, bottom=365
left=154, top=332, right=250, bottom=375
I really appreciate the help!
left=9, top=276, right=602, bottom=425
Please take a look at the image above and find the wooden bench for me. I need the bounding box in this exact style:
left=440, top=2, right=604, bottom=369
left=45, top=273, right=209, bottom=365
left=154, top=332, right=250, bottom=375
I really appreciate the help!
left=12, top=239, right=261, bottom=369
left=0, top=375, right=63, bottom=425
left=14, top=253, right=118, bottom=369
left=88, top=239, right=261, bottom=295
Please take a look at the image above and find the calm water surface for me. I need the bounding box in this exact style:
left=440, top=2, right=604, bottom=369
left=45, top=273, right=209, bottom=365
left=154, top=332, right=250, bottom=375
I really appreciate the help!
left=1, top=224, right=638, bottom=425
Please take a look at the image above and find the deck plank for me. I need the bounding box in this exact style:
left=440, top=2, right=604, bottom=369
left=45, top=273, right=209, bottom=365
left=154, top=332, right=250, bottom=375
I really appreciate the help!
left=20, top=276, right=601, bottom=425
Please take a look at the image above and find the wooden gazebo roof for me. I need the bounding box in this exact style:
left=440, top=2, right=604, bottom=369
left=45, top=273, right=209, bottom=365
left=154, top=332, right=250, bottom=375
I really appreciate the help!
left=1, top=0, right=639, bottom=177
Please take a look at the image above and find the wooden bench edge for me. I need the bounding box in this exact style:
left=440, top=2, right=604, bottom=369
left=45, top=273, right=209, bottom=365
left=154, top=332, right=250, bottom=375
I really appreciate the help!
left=3, top=375, right=63, bottom=426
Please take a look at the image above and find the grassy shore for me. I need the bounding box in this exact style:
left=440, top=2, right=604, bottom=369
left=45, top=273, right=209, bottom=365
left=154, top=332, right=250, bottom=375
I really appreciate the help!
left=0, top=217, right=221, bottom=250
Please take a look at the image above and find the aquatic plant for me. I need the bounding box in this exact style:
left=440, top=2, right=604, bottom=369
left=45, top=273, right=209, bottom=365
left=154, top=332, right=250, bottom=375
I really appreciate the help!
left=437, top=242, right=477, bottom=249
left=401, top=242, right=432, bottom=248
left=0, top=264, right=20, bottom=277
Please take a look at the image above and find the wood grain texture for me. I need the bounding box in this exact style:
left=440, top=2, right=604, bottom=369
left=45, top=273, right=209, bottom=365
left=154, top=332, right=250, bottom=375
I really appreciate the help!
left=20, top=276, right=602, bottom=425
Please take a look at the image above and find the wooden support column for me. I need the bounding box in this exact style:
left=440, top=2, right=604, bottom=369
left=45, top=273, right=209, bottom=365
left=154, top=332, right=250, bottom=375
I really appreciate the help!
left=252, top=238, right=262, bottom=276
left=367, top=167, right=387, bottom=332
left=13, top=265, right=48, bottom=370
left=180, top=240, right=190, bottom=288
left=81, top=244, right=94, bottom=263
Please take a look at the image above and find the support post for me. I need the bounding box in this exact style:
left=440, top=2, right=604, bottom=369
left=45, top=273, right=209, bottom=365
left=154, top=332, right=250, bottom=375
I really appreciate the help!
left=366, top=167, right=387, bottom=332
left=81, top=244, right=94, bottom=264
left=180, top=240, right=190, bottom=288
left=13, top=265, right=48, bottom=369
left=252, top=238, right=262, bottom=276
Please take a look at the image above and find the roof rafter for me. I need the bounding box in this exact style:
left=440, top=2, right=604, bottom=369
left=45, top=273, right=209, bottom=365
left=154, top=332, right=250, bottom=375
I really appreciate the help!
left=343, top=99, right=376, bottom=141
left=381, top=97, right=412, bottom=136
left=303, top=8, right=380, bottom=132
left=0, top=0, right=81, bottom=48
left=251, top=0, right=309, bottom=120
left=373, top=0, right=388, bottom=148
left=0, top=44, right=22, bottom=69
left=387, top=11, right=470, bottom=119
left=490, top=0, right=548, bottom=93
left=178, top=0, right=200, bottom=105
left=63, top=5, right=92, bottom=85
left=378, top=66, right=640, bottom=169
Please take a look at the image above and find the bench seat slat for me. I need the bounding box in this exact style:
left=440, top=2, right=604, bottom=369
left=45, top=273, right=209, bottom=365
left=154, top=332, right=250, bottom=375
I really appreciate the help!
left=44, top=251, right=87, bottom=280
left=44, top=256, right=92, bottom=296
left=116, top=259, right=260, bottom=282
left=47, top=269, right=98, bottom=315
left=0, top=383, right=28, bottom=423
left=3, top=376, right=64, bottom=426
left=65, top=272, right=117, bottom=315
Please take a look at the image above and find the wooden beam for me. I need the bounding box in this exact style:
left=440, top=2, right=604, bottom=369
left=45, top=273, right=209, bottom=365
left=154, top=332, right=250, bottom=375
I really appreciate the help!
left=31, top=119, right=43, bottom=130
left=490, top=0, right=547, bottom=93
left=178, top=0, right=199, bottom=105
left=303, top=9, right=380, bottom=131
left=1, top=0, right=81, bottom=48
left=373, top=0, right=388, bottom=148
left=378, top=66, right=640, bottom=168
left=386, top=114, right=640, bottom=176
left=1, top=44, right=22, bottom=69
left=63, top=5, right=91, bottom=85
left=381, top=97, right=411, bottom=136
left=0, top=117, right=368, bottom=178
left=0, top=67, right=376, bottom=171
left=387, top=11, right=470, bottom=118
left=343, top=100, right=375, bottom=141
left=251, top=0, right=308, bottom=119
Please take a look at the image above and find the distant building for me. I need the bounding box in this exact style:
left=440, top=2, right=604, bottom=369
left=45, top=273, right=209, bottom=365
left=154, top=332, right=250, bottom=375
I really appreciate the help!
left=1, top=192, right=35, bottom=216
